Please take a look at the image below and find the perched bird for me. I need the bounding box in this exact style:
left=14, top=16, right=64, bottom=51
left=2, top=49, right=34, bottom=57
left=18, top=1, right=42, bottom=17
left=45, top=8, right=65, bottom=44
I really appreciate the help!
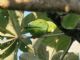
left=25, top=19, right=57, bottom=38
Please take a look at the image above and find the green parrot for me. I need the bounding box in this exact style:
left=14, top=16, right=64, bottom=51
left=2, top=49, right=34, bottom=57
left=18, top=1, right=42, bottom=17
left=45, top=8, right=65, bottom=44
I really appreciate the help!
left=26, top=19, right=57, bottom=37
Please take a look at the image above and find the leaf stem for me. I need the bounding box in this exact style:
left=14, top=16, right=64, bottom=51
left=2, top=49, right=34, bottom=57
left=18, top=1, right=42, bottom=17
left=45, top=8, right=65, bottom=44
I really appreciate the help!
left=60, top=38, right=74, bottom=60
left=42, top=33, right=64, bottom=37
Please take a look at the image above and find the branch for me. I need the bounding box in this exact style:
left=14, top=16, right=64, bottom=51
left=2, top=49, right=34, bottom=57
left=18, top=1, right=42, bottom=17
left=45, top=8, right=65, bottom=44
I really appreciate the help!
left=0, top=0, right=80, bottom=13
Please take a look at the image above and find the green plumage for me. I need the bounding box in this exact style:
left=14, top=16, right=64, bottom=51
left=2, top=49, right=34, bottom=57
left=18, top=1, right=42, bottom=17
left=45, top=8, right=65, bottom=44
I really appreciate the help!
left=26, top=19, right=56, bottom=37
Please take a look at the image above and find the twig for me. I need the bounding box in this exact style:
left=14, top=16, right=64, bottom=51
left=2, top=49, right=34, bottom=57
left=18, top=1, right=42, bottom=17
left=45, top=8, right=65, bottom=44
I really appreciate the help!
left=60, top=38, right=74, bottom=60
left=42, top=33, right=64, bottom=37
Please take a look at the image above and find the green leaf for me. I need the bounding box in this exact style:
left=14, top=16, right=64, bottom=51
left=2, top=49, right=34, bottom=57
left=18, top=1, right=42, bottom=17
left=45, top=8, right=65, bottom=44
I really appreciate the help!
left=21, top=13, right=36, bottom=28
left=0, top=40, right=14, bottom=50
left=37, top=44, right=49, bottom=60
left=42, top=28, right=71, bottom=51
left=0, top=40, right=17, bottom=59
left=43, top=35, right=70, bottom=51
left=0, top=9, right=9, bottom=28
left=35, top=12, right=50, bottom=20
left=8, top=11, right=21, bottom=36
left=31, top=37, right=49, bottom=60
left=0, top=28, right=15, bottom=36
left=42, top=28, right=61, bottom=47
left=20, top=52, right=40, bottom=60
left=0, top=9, right=10, bottom=34
left=19, top=38, right=32, bottom=52
left=55, top=35, right=70, bottom=51
left=64, top=52, right=78, bottom=60
left=51, top=51, right=78, bottom=60
left=62, top=13, right=80, bottom=29
left=19, top=42, right=28, bottom=52
left=51, top=51, right=63, bottom=60
left=42, top=35, right=58, bottom=47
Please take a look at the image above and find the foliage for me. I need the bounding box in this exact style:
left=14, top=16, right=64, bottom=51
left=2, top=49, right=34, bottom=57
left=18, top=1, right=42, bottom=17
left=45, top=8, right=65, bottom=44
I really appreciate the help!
left=62, top=13, right=80, bottom=29
left=0, top=10, right=79, bottom=60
